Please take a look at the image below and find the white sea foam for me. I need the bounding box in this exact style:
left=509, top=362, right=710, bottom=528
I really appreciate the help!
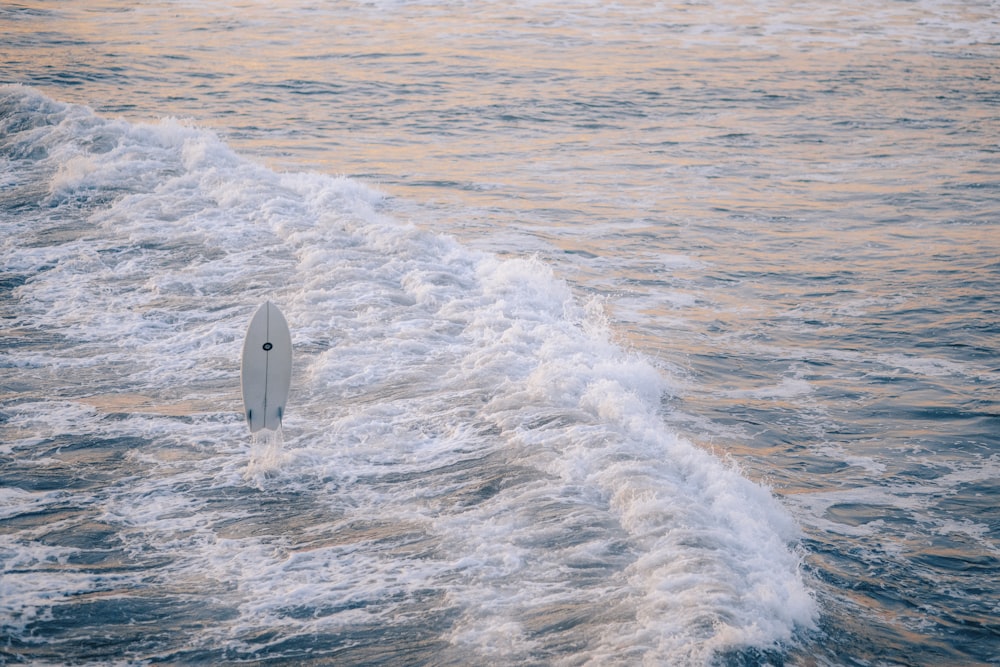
left=875, top=352, right=980, bottom=379
left=0, top=87, right=817, bottom=663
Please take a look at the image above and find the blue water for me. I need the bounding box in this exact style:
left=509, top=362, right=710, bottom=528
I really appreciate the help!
left=2, top=2, right=998, bottom=665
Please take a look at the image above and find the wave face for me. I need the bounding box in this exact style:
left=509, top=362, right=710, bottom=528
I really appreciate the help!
left=0, top=86, right=815, bottom=664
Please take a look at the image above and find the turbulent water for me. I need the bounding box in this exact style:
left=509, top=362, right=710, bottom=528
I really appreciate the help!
left=1, top=2, right=998, bottom=665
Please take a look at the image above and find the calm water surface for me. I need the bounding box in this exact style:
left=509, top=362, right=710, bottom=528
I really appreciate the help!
left=2, top=1, right=998, bottom=665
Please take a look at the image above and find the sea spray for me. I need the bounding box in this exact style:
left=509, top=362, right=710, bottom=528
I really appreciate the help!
left=246, top=428, right=286, bottom=483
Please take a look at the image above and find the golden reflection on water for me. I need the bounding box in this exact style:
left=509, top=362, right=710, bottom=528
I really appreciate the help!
left=76, top=393, right=219, bottom=417
left=13, top=0, right=994, bottom=239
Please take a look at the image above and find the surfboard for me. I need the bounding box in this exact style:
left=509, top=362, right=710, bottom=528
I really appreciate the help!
left=241, top=301, right=292, bottom=433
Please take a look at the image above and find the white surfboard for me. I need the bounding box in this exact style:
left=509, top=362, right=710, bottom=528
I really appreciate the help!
left=241, top=301, right=292, bottom=433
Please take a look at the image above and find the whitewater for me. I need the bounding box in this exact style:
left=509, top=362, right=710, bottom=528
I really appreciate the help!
left=1, top=88, right=814, bottom=663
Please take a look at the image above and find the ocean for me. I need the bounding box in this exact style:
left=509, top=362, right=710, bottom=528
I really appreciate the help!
left=1, top=1, right=998, bottom=665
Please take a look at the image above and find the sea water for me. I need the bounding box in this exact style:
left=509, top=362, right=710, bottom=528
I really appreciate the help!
left=1, top=2, right=997, bottom=665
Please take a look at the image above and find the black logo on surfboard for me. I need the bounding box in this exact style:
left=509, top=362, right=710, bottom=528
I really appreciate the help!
left=263, top=342, right=273, bottom=351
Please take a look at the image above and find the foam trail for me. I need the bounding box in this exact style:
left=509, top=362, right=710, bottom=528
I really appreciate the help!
left=0, top=86, right=817, bottom=664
